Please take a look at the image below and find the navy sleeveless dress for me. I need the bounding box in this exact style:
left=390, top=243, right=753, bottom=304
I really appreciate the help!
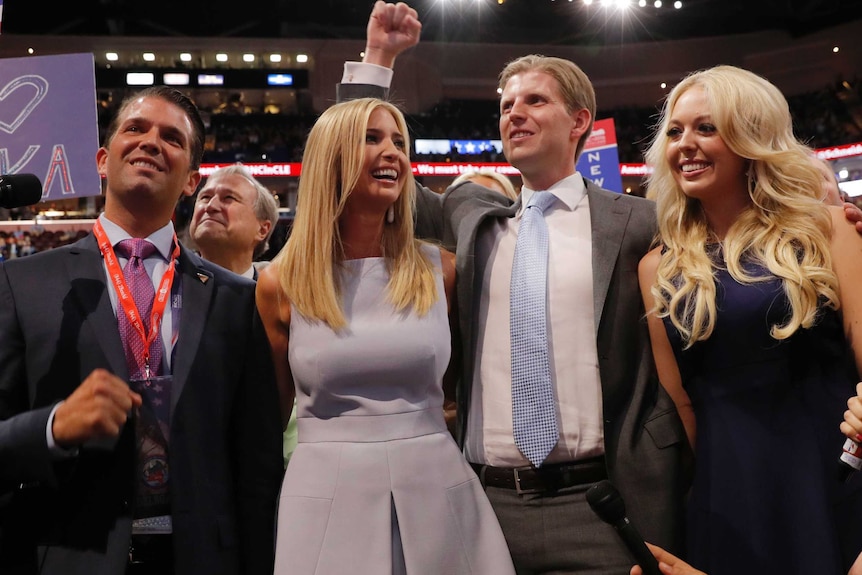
left=663, top=251, right=862, bottom=574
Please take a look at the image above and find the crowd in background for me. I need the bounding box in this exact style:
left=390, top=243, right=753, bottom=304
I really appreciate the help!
left=5, top=77, right=860, bottom=261
left=90, top=78, right=862, bottom=166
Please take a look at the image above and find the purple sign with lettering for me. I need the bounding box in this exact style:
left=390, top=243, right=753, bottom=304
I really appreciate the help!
left=0, top=53, right=101, bottom=200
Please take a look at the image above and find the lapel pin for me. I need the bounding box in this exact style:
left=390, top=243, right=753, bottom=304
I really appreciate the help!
left=197, top=273, right=210, bottom=284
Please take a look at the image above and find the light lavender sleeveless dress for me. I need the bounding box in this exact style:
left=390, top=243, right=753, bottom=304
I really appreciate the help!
left=273, top=244, right=515, bottom=575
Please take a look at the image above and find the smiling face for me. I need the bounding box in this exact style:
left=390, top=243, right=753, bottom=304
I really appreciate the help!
left=664, top=86, right=748, bottom=207
left=190, top=173, right=270, bottom=259
left=97, top=95, right=200, bottom=230
left=499, top=70, right=589, bottom=190
left=347, top=107, right=410, bottom=213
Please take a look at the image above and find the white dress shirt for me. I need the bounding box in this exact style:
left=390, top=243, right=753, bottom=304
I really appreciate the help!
left=465, top=174, right=605, bottom=467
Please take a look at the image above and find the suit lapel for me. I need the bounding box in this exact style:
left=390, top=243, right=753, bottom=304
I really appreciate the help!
left=169, top=248, right=213, bottom=414
left=588, top=182, right=632, bottom=335
left=457, top=198, right=518, bottom=369
left=66, top=235, right=129, bottom=379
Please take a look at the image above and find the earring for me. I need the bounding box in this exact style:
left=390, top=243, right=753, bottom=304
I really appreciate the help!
left=386, top=205, right=395, bottom=224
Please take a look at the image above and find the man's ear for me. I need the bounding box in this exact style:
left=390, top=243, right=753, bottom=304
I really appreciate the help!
left=257, top=219, right=273, bottom=243
left=182, top=170, right=202, bottom=198
left=570, top=108, right=592, bottom=142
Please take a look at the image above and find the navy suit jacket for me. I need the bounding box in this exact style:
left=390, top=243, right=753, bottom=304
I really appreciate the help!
left=0, top=233, right=284, bottom=575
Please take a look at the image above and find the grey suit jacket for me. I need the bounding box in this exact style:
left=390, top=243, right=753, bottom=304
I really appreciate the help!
left=440, top=179, right=689, bottom=552
left=0, top=234, right=284, bottom=575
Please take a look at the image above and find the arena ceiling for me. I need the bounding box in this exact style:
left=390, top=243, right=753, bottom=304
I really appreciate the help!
left=5, top=0, right=862, bottom=46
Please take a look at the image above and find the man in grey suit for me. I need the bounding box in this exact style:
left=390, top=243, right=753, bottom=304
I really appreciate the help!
left=341, top=3, right=689, bottom=573
left=0, top=86, right=284, bottom=575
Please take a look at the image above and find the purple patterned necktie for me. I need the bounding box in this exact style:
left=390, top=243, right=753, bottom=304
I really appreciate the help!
left=115, top=238, right=162, bottom=379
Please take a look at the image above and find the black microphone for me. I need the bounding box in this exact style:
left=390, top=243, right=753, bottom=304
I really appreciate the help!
left=0, top=174, right=43, bottom=209
left=586, top=480, right=662, bottom=575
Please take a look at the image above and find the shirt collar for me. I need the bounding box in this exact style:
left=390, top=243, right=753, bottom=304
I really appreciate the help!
left=98, top=213, right=176, bottom=261
left=241, top=265, right=256, bottom=279
left=518, top=172, right=587, bottom=217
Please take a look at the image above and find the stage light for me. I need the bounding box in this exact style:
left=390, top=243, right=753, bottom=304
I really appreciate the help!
left=839, top=168, right=849, bottom=179
left=126, top=72, right=155, bottom=86
left=674, top=1, right=682, bottom=8
left=660, top=82, right=667, bottom=89
left=654, top=0, right=662, bottom=6
left=216, top=53, right=228, bottom=62
left=180, top=53, right=192, bottom=62
left=638, top=0, right=646, bottom=5
left=270, top=54, right=282, bottom=63
left=296, top=54, right=309, bottom=63
left=142, top=52, right=155, bottom=62
left=243, top=54, right=255, bottom=63
left=583, top=0, right=593, bottom=6
left=833, top=46, right=840, bottom=53
left=106, top=52, right=119, bottom=61
left=163, top=73, right=190, bottom=86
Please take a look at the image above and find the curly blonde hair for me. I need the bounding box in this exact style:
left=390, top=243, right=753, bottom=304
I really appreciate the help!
left=270, top=98, right=437, bottom=329
left=644, top=65, right=838, bottom=348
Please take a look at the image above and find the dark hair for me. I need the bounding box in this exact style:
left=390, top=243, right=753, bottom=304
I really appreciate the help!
left=104, top=86, right=206, bottom=169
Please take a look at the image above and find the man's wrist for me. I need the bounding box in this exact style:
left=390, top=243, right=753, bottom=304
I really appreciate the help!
left=362, top=46, right=397, bottom=69
left=46, top=402, right=79, bottom=458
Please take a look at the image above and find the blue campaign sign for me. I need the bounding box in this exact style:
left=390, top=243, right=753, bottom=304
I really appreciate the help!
left=575, top=118, right=623, bottom=194
left=0, top=53, right=101, bottom=200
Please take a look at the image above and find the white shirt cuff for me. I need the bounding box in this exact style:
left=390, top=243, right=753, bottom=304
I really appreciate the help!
left=46, top=401, right=79, bottom=459
left=341, top=62, right=393, bottom=89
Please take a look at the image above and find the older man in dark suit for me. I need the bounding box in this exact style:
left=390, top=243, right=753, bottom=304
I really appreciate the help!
left=339, top=3, right=690, bottom=573
left=0, top=86, right=283, bottom=575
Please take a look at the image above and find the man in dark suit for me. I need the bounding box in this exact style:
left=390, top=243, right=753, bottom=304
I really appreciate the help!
left=340, top=3, right=689, bottom=573
left=0, top=86, right=284, bottom=575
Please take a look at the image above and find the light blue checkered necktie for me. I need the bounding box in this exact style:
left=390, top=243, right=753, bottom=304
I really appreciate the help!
left=511, top=190, right=559, bottom=468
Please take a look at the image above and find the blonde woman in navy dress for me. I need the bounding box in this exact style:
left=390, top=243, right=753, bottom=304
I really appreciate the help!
left=256, top=98, right=515, bottom=575
left=639, top=66, right=862, bottom=574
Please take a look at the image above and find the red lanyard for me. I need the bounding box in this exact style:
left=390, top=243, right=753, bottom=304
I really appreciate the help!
left=93, top=220, right=180, bottom=378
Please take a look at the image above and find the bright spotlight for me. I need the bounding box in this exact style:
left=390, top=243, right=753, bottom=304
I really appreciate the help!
left=660, top=82, right=667, bottom=89
left=180, top=53, right=192, bottom=62
left=296, top=54, right=309, bottom=63
left=242, top=54, right=255, bottom=63
left=583, top=0, right=593, bottom=5
left=142, top=52, right=155, bottom=62
left=674, top=0, right=682, bottom=7
left=106, top=52, right=119, bottom=61
left=269, top=54, right=282, bottom=63
left=216, top=53, right=228, bottom=62
left=638, top=0, right=646, bottom=5
left=654, top=0, right=662, bottom=6
left=833, top=46, right=840, bottom=53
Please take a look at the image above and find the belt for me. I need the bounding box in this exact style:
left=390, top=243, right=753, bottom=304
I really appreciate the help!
left=127, top=534, right=174, bottom=574
left=470, top=456, right=607, bottom=495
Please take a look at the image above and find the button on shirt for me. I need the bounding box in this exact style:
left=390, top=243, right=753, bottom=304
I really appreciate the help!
left=465, top=173, right=605, bottom=467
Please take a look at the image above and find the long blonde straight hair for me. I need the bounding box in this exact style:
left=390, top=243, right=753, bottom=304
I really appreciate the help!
left=644, top=65, right=839, bottom=348
left=270, top=98, right=437, bottom=329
